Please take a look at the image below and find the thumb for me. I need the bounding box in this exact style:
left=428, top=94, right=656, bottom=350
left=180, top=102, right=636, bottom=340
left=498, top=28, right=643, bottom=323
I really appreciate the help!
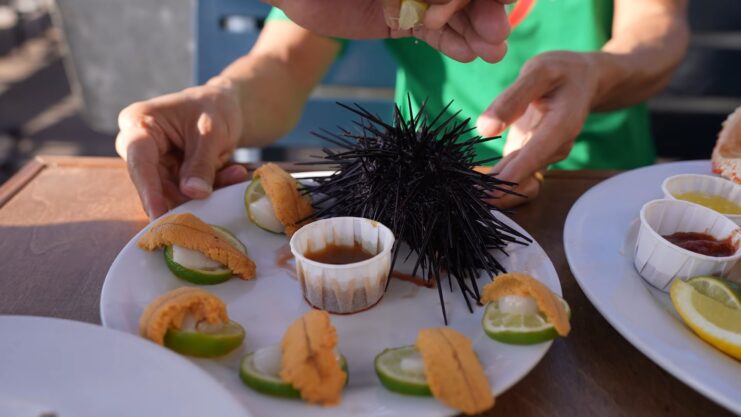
left=179, top=113, right=221, bottom=199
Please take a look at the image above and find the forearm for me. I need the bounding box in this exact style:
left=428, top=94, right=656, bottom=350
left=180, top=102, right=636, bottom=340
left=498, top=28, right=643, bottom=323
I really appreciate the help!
left=211, top=21, right=340, bottom=147
left=214, top=55, right=311, bottom=148
left=589, top=0, right=689, bottom=111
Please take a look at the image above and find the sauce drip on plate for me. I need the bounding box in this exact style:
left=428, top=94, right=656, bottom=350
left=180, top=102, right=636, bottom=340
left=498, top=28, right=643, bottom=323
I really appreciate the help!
left=391, top=270, right=436, bottom=288
left=662, top=232, right=737, bottom=257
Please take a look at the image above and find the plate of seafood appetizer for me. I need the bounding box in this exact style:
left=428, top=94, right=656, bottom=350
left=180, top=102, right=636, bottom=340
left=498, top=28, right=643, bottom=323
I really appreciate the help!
left=101, top=103, right=571, bottom=417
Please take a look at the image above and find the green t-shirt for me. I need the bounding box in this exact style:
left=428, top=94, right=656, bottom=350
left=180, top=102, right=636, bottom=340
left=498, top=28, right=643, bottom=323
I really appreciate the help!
left=267, top=2, right=654, bottom=169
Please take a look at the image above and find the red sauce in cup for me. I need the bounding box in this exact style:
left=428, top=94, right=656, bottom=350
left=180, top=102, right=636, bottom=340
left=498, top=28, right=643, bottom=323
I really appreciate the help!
left=662, top=232, right=736, bottom=257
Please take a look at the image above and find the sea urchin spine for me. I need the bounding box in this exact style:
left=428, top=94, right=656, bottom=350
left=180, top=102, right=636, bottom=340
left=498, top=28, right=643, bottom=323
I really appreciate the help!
left=303, top=98, right=531, bottom=324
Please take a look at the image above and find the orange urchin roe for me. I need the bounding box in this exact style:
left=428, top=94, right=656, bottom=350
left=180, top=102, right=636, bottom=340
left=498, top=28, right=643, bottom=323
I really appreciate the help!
left=254, top=163, right=314, bottom=236
left=480, top=273, right=570, bottom=336
left=137, top=212, right=255, bottom=279
left=280, top=310, right=346, bottom=406
left=416, top=328, right=494, bottom=415
left=139, top=287, right=229, bottom=345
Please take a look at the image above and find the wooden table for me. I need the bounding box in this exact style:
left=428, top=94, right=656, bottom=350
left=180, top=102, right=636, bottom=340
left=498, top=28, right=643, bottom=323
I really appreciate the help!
left=0, top=156, right=731, bottom=417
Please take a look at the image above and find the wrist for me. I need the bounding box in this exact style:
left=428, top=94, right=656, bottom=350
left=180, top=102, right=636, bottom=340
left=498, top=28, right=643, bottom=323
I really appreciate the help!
left=206, top=75, right=251, bottom=147
left=585, top=51, right=638, bottom=112
left=582, top=52, right=614, bottom=111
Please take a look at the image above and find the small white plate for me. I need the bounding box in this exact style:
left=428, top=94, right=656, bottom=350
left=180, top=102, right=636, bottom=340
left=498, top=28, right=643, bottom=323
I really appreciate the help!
left=564, top=160, right=741, bottom=415
left=101, top=173, right=562, bottom=417
left=0, top=315, right=250, bottom=417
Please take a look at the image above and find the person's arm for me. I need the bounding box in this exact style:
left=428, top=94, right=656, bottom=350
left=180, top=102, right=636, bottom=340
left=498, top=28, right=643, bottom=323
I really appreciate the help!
left=116, top=20, right=339, bottom=218
left=215, top=20, right=340, bottom=147
left=591, top=0, right=689, bottom=110
left=477, top=0, right=689, bottom=208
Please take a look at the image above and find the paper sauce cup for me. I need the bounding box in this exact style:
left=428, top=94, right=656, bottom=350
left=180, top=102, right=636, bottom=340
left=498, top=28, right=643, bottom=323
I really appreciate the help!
left=289, top=217, right=396, bottom=314
left=662, top=173, right=741, bottom=225
left=634, top=199, right=741, bottom=291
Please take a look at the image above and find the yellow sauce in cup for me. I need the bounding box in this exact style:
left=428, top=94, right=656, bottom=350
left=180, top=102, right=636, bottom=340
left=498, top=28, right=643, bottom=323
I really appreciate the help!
left=673, top=192, right=741, bottom=215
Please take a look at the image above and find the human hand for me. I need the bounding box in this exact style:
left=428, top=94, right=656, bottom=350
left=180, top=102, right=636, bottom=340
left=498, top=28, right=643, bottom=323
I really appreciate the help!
left=476, top=51, right=600, bottom=208
left=115, top=77, right=248, bottom=219
left=266, top=0, right=513, bottom=63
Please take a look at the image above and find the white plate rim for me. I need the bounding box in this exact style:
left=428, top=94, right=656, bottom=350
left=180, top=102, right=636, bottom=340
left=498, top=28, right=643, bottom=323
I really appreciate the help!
left=0, top=315, right=251, bottom=417
left=563, top=160, right=741, bottom=415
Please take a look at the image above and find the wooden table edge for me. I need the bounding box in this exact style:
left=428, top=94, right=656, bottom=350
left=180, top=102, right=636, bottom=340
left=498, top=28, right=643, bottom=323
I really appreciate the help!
left=0, top=156, right=46, bottom=208
left=0, top=156, right=619, bottom=209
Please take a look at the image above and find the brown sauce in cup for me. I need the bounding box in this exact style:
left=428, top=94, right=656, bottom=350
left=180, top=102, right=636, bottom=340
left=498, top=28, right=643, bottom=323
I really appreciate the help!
left=304, top=242, right=376, bottom=264
left=662, top=232, right=736, bottom=257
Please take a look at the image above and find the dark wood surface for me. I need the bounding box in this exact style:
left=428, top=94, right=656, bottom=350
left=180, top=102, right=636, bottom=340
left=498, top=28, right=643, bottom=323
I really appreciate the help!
left=0, top=156, right=731, bottom=417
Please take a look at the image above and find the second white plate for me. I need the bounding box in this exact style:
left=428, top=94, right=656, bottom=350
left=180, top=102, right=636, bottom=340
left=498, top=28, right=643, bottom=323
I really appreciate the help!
left=0, top=316, right=250, bottom=417
left=564, top=160, right=741, bottom=415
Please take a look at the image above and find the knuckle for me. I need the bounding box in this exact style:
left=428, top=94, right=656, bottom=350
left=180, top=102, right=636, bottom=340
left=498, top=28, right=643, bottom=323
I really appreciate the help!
left=539, top=64, right=560, bottom=83
left=523, top=54, right=546, bottom=72
left=525, top=53, right=562, bottom=82
left=196, top=112, right=216, bottom=137
left=118, top=102, right=155, bottom=129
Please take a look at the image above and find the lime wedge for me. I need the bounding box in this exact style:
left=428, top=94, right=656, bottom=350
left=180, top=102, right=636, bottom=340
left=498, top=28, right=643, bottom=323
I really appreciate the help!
left=399, top=0, right=428, bottom=30
left=374, top=345, right=431, bottom=396
left=164, top=320, right=245, bottom=357
left=164, top=225, right=246, bottom=285
left=482, top=296, right=571, bottom=345
left=240, top=345, right=349, bottom=398
left=671, top=278, right=741, bottom=360
left=244, top=178, right=284, bottom=234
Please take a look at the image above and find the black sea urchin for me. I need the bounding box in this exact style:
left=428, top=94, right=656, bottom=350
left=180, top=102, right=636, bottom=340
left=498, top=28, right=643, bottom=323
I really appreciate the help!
left=303, top=98, right=532, bottom=324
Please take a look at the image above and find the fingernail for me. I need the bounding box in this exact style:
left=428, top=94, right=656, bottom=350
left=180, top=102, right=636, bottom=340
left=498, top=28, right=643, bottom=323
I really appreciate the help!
left=477, top=116, right=505, bottom=136
left=183, top=177, right=212, bottom=194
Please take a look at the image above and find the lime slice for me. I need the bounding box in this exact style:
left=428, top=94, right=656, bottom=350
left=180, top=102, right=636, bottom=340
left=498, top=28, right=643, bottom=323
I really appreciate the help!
left=670, top=278, right=741, bottom=360
left=399, top=0, right=428, bottom=30
left=374, top=345, right=431, bottom=396
left=482, top=296, right=571, bottom=345
left=240, top=345, right=349, bottom=398
left=164, top=225, right=246, bottom=285
left=164, top=320, right=245, bottom=357
left=685, top=276, right=741, bottom=310
left=211, top=225, right=247, bottom=253
left=244, top=178, right=284, bottom=234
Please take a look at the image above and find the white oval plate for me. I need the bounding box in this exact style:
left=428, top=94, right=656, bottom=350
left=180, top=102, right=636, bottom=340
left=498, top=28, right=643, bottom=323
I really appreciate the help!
left=564, top=160, right=741, bottom=415
left=0, top=315, right=250, bottom=417
left=101, top=173, right=562, bottom=417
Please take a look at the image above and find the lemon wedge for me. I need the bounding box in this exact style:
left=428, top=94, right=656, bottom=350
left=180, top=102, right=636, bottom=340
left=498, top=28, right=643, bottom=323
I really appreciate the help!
left=399, top=0, right=428, bottom=30
left=670, top=277, right=741, bottom=360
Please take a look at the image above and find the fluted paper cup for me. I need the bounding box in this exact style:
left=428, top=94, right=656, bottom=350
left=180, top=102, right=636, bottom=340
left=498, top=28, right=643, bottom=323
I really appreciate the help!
left=634, top=199, right=741, bottom=291
left=289, top=217, right=396, bottom=313
left=662, top=173, right=741, bottom=225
